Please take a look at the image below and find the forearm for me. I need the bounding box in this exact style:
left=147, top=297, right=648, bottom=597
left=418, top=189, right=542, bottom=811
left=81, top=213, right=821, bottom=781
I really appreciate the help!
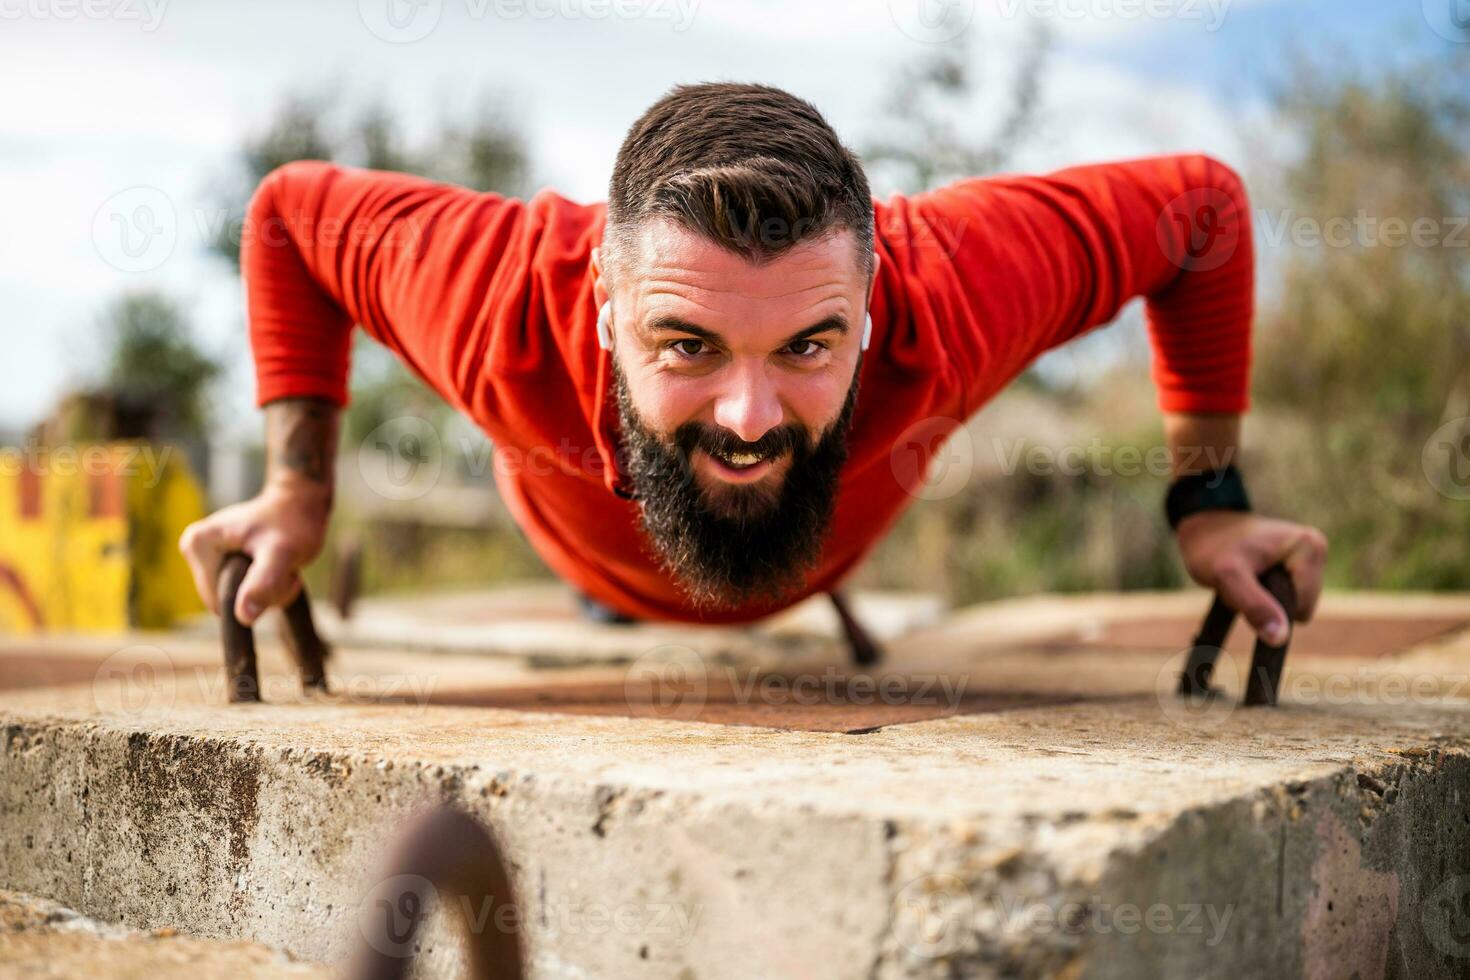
left=245, top=160, right=511, bottom=416
left=263, top=397, right=340, bottom=515
left=1163, top=412, right=1240, bottom=479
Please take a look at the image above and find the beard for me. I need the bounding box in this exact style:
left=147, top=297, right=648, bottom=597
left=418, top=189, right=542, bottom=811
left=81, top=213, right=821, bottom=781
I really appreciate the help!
left=613, top=361, right=860, bottom=612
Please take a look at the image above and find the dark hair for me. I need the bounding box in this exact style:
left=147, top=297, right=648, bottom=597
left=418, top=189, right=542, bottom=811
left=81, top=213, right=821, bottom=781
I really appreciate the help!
left=604, top=82, right=874, bottom=285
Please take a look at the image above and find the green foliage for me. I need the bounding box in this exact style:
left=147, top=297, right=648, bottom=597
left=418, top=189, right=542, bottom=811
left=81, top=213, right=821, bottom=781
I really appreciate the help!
left=98, top=291, right=222, bottom=440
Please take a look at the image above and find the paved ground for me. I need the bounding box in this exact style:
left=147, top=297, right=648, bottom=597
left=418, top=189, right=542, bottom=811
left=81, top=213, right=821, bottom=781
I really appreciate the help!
left=3, top=587, right=1470, bottom=978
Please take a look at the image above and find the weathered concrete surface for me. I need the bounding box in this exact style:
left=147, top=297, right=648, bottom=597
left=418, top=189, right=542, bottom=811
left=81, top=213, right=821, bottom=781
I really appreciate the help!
left=301, top=584, right=947, bottom=666
left=0, top=889, right=328, bottom=978
left=2, top=590, right=1470, bottom=979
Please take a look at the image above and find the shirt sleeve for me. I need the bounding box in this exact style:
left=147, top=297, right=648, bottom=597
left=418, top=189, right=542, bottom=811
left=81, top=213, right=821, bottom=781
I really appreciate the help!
left=887, top=153, right=1254, bottom=417
left=242, top=160, right=527, bottom=412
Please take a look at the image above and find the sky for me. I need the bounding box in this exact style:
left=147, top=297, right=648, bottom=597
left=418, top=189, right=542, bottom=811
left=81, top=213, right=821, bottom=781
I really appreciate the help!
left=0, top=0, right=1456, bottom=435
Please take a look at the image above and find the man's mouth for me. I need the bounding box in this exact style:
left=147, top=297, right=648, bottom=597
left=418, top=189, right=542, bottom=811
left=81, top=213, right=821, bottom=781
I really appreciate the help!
left=696, top=447, right=781, bottom=485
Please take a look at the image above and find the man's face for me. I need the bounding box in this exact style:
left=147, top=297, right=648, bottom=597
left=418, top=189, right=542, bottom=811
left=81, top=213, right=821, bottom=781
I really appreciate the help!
left=595, top=219, right=876, bottom=607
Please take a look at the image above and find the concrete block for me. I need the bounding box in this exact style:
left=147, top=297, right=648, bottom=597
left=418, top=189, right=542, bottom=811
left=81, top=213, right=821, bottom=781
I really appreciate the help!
left=2, top=591, right=1469, bottom=978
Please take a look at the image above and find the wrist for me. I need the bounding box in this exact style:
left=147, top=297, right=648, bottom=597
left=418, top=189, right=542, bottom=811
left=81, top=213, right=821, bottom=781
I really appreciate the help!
left=263, top=473, right=334, bottom=515
left=1165, top=464, right=1251, bottom=531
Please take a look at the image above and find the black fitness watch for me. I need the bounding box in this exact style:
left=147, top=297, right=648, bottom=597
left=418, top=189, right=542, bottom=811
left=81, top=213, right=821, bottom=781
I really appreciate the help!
left=1165, top=464, right=1252, bottom=531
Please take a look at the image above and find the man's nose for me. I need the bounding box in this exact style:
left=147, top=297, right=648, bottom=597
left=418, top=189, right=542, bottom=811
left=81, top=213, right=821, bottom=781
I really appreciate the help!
left=711, top=362, right=784, bottom=444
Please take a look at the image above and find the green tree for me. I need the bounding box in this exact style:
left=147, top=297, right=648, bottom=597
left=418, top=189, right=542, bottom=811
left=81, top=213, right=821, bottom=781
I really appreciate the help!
left=99, top=290, right=222, bottom=441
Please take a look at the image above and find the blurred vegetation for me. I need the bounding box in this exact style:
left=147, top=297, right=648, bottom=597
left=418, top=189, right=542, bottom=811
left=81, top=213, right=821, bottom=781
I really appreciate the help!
left=60, top=291, right=225, bottom=447
left=100, top=292, right=222, bottom=438
left=1248, top=51, right=1470, bottom=590
left=857, top=47, right=1470, bottom=605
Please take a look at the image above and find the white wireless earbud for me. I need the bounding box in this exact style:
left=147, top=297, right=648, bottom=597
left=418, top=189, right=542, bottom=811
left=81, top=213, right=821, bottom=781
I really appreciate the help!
left=596, top=301, right=613, bottom=351
left=861, top=312, right=873, bottom=352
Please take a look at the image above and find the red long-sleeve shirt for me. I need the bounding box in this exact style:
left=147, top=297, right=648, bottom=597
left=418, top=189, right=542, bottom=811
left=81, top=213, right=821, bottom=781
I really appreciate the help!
left=244, top=154, right=1253, bottom=623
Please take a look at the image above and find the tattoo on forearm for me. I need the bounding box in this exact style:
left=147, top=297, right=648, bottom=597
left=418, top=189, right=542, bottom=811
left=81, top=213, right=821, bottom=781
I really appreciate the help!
left=267, top=398, right=339, bottom=487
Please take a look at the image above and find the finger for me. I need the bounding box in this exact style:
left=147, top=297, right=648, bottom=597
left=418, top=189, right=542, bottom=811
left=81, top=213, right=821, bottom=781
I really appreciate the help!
left=1283, top=529, right=1328, bottom=622
left=1215, top=560, right=1290, bottom=647
left=179, top=522, right=226, bottom=616
left=234, top=540, right=297, bottom=626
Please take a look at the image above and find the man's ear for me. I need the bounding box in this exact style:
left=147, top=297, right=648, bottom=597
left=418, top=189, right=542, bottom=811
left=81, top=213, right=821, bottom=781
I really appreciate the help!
left=867, top=250, right=881, bottom=306
left=591, top=246, right=609, bottom=306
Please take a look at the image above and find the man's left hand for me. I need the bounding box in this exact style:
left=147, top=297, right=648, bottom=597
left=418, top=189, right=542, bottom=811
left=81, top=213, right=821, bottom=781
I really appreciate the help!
left=1174, top=511, right=1329, bottom=646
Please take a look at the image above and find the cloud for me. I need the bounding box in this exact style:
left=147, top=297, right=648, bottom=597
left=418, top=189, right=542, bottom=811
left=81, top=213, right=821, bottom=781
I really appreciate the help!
left=0, top=0, right=1275, bottom=428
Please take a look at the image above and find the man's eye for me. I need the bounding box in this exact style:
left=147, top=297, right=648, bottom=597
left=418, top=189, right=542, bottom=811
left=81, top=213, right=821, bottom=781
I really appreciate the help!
left=786, top=339, right=825, bottom=357
left=670, top=339, right=706, bottom=358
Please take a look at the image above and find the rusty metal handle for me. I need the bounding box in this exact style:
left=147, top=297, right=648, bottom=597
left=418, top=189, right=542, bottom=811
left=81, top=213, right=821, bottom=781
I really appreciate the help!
left=348, top=807, right=525, bottom=980
left=217, top=552, right=330, bottom=704
left=1178, top=562, right=1297, bottom=707
left=829, top=590, right=883, bottom=667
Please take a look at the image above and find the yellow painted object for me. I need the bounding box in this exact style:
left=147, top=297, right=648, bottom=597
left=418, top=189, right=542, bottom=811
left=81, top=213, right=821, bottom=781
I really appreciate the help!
left=0, top=442, right=204, bottom=633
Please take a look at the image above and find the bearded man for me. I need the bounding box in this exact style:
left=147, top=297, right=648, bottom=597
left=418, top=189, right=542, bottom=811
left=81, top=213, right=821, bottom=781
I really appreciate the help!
left=180, top=82, right=1327, bottom=661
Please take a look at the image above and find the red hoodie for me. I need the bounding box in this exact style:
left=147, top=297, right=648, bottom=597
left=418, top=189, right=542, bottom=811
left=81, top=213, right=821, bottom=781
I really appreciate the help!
left=243, top=153, right=1253, bottom=623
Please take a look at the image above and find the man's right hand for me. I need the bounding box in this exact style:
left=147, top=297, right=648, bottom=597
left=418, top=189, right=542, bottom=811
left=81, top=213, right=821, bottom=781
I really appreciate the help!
left=180, top=396, right=341, bottom=626
left=179, top=482, right=331, bottom=626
